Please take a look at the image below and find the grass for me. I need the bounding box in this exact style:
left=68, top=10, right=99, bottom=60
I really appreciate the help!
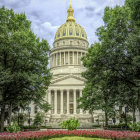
left=49, top=137, right=109, bottom=140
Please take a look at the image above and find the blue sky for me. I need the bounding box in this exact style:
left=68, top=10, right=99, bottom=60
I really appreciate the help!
left=0, top=0, right=125, bottom=47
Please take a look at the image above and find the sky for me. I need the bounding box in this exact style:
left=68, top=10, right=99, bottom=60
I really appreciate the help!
left=0, top=0, right=125, bottom=47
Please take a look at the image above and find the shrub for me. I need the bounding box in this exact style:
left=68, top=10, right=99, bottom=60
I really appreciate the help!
left=60, top=118, right=80, bottom=131
left=128, top=122, right=140, bottom=132
left=12, top=113, right=27, bottom=127
left=92, top=124, right=101, bottom=128
left=33, top=112, right=44, bottom=127
left=6, top=122, right=20, bottom=133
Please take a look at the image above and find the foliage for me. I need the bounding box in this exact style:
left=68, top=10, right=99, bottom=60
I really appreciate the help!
left=33, top=112, right=45, bottom=127
left=0, top=6, right=51, bottom=131
left=0, top=130, right=140, bottom=139
left=120, top=114, right=133, bottom=124
left=6, top=122, right=20, bottom=133
left=128, top=122, right=140, bottom=132
left=92, top=124, right=101, bottom=128
left=60, top=118, right=80, bottom=131
left=12, top=113, right=27, bottom=127
left=78, top=0, right=140, bottom=125
left=38, top=101, right=51, bottom=113
left=50, top=137, right=107, bottom=140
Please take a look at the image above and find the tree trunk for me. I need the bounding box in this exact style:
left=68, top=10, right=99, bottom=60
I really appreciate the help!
left=138, top=92, right=140, bottom=115
left=8, top=104, right=12, bottom=125
left=132, top=106, right=136, bottom=123
left=105, top=111, right=108, bottom=126
left=124, top=107, right=127, bottom=129
left=119, top=106, right=123, bottom=124
left=0, top=104, right=5, bottom=132
left=91, top=111, right=94, bottom=123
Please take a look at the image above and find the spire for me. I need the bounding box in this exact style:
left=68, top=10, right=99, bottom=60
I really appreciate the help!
left=66, top=0, right=75, bottom=22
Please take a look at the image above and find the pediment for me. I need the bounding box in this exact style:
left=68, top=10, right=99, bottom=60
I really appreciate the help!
left=51, top=75, right=85, bottom=85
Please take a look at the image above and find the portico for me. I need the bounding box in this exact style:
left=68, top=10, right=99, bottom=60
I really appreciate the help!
left=48, top=89, right=83, bottom=115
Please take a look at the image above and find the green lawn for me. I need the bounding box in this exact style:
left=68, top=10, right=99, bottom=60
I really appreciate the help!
left=49, top=137, right=109, bottom=140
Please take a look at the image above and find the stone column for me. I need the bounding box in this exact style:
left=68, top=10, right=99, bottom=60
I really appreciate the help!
left=67, top=90, right=70, bottom=114
left=54, top=90, right=57, bottom=114
left=68, top=51, right=69, bottom=65
left=64, top=52, right=65, bottom=65
left=73, top=51, right=74, bottom=64
left=80, top=52, right=82, bottom=65
left=51, top=55, right=52, bottom=68
left=60, top=52, right=61, bottom=66
left=80, top=90, right=83, bottom=114
left=60, top=90, right=63, bottom=114
left=74, top=89, right=77, bottom=114
left=77, top=52, right=78, bottom=65
left=56, top=53, right=57, bottom=66
left=53, top=55, right=54, bottom=66
left=48, top=90, right=51, bottom=114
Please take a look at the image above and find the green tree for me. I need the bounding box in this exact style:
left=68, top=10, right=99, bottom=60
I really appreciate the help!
left=79, top=0, right=140, bottom=126
left=12, top=113, right=27, bottom=127
left=33, top=112, right=44, bottom=127
left=0, top=6, right=51, bottom=131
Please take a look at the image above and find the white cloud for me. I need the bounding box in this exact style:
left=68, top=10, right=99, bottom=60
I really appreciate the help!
left=0, top=0, right=125, bottom=46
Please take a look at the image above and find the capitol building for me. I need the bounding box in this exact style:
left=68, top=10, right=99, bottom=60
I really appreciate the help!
left=46, top=3, right=94, bottom=126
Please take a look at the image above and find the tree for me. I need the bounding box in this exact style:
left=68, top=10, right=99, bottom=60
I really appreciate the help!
left=33, top=112, right=45, bottom=127
left=0, top=7, right=51, bottom=131
left=12, top=113, right=27, bottom=127
left=79, top=0, right=140, bottom=125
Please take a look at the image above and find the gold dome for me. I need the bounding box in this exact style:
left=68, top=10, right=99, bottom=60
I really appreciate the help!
left=54, top=3, right=87, bottom=42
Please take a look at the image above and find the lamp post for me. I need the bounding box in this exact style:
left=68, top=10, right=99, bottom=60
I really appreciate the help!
left=28, top=107, right=31, bottom=126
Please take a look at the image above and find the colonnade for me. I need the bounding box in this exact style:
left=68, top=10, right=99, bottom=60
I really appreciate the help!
left=48, top=89, right=86, bottom=115
left=50, top=51, right=85, bottom=68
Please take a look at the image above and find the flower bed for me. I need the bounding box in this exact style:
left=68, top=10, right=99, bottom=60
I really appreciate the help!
left=0, top=130, right=140, bottom=140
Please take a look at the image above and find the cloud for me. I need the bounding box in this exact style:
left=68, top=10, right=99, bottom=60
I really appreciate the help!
left=0, top=0, right=125, bottom=46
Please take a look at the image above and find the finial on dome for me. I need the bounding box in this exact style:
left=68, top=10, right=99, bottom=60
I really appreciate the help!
left=66, top=0, right=75, bottom=22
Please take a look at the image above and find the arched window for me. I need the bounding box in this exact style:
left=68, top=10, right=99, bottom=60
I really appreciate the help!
left=76, top=32, right=79, bottom=36
left=57, top=33, right=60, bottom=37
left=69, top=28, right=73, bottom=35
left=63, top=28, right=66, bottom=36
left=76, top=28, right=79, bottom=36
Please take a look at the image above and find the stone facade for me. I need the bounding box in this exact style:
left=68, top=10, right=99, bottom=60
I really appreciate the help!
left=45, top=4, right=93, bottom=127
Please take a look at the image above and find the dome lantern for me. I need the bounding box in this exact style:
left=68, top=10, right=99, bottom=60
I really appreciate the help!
left=66, top=0, right=75, bottom=22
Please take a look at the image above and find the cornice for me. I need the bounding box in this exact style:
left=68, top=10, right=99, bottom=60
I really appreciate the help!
left=50, top=47, right=88, bottom=54
left=53, top=37, right=89, bottom=44
left=50, top=65, right=85, bottom=70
